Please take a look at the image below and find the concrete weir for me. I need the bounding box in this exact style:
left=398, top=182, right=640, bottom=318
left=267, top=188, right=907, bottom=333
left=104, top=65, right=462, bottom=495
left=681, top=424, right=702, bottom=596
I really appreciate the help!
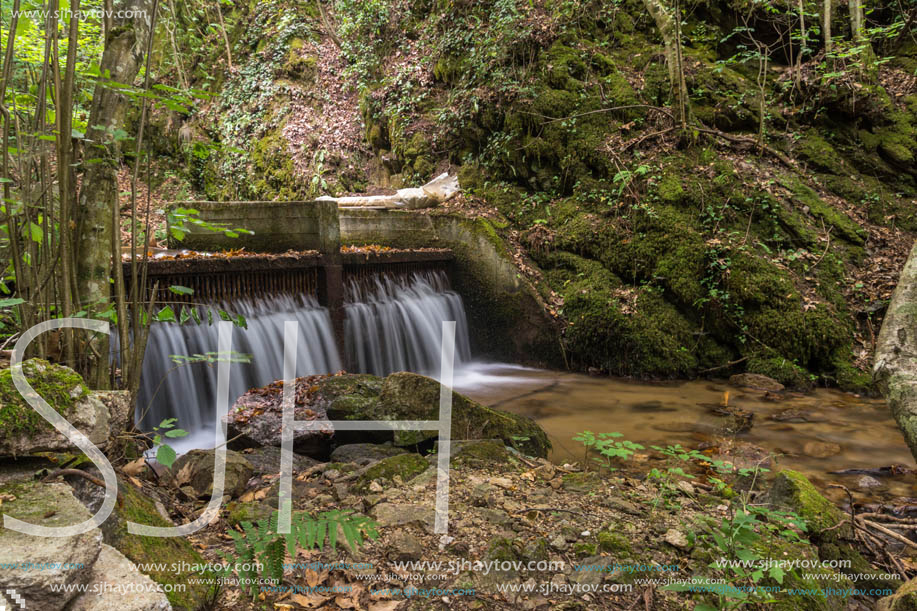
left=151, top=201, right=562, bottom=366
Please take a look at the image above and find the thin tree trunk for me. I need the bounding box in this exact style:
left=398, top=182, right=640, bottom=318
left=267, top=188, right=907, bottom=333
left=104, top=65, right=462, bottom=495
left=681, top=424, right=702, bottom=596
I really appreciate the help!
left=76, top=0, right=154, bottom=385
left=849, top=0, right=863, bottom=40
left=824, top=0, right=832, bottom=53
left=642, top=0, right=688, bottom=132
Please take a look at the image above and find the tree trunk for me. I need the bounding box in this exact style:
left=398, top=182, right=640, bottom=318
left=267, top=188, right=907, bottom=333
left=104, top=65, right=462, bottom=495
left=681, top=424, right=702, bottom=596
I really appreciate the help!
left=642, top=0, right=688, bottom=132
left=848, top=0, right=863, bottom=40
left=874, top=242, right=917, bottom=463
left=824, top=0, right=832, bottom=53
left=76, top=0, right=154, bottom=385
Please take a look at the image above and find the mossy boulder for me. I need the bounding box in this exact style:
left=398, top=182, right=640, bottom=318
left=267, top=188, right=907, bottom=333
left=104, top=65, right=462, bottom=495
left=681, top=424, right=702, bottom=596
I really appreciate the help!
left=352, top=453, right=430, bottom=493
left=317, top=372, right=551, bottom=457
left=764, top=470, right=900, bottom=592
left=0, top=359, right=112, bottom=456
left=878, top=577, right=917, bottom=611
left=105, top=481, right=219, bottom=610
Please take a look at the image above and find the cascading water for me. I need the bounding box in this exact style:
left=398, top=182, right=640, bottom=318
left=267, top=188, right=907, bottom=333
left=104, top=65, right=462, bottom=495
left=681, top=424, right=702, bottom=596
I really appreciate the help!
left=344, top=270, right=471, bottom=376
left=136, top=269, right=472, bottom=451
left=136, top=294, right=341, bottom=452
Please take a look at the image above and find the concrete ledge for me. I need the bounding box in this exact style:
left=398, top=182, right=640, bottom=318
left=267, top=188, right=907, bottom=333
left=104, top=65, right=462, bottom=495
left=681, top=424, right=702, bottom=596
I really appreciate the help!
left=169, top=200, right=340, bottom=253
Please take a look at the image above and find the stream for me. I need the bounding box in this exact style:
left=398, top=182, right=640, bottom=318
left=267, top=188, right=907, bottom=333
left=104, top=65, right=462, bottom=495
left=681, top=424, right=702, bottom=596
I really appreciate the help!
left=454, top=363, right=917, bottom=504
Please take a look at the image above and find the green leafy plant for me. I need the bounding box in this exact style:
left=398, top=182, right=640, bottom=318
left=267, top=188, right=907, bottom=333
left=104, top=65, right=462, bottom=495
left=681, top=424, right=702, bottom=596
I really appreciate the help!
left=572, top=431, right=644, bottom=470
left=220, top=509, right=380, bottom=600
left=150, top=417, right=189, bottom=468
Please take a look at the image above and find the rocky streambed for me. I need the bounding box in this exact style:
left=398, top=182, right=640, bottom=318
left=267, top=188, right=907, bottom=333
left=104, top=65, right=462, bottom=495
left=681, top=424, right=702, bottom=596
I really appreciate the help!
left=1, top=360, right=916, bottom=610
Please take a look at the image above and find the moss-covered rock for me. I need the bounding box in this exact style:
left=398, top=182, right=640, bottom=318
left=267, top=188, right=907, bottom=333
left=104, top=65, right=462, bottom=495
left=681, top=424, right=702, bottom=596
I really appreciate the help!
left=108, top=481, right=219, bottom=610
left=878, top=577, right=917, bottom=611
left=352, top=453, right=430, bottom=493
left=764, top=470, right=900, bottom=592
left=317, top=372, right=551, bottom=457
left=0, top=359, right=88, bottom=437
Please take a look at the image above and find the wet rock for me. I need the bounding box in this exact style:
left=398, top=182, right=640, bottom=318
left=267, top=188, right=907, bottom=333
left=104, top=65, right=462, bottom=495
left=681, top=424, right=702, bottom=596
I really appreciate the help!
left=729, top=373, right=785, bottom=392
left=771, top=408, right=822, bottom=423
left=802, top=441, right=842, bottom=459
left=329, top=443, right=407, bottom=465
left=0, top=480, right=101, bottom=611
left=0, top=359, right=112, bottom=456
left=67, top=544, right=171, bottom=611
left=242, top=446, right=318, bottom=476
left=664, top=528, right=691, bottom=550
left=857, top=475, right=883, bottom=489
left=171, top=449, right=254, bottom=499
left=225, top=375, right=334, bottom=457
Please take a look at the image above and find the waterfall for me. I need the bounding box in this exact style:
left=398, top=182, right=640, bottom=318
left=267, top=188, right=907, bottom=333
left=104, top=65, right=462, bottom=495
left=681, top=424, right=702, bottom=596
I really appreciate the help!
left=136, top=294, right=341, bottom=449
left=135, top=270, right=472, bottom=451
left=344, top=270, right=471, bottom=376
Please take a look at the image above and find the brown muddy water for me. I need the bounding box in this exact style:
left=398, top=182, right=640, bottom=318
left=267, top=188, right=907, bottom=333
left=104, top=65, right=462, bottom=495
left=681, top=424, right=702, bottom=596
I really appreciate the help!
left=454, top=364, right=917, bottom=504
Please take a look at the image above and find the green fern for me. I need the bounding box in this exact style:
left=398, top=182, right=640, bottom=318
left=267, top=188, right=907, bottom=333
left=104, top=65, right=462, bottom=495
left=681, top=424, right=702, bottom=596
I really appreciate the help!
left=219, top=509, right=380, bottom=600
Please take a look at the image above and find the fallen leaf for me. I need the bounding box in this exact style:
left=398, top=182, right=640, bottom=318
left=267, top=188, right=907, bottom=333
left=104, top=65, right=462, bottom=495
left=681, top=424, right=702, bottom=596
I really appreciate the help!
left=123, top=457, right=147, bottom=477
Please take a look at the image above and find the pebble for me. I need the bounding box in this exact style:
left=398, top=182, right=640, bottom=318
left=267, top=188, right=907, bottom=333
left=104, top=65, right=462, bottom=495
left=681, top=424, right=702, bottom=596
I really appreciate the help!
left=550, top=534, right=567, bottom=551
left=368, top=481, right=383, bottom=493
left=664, top=528, right=691, bottom=550
left=676, top=480, right=695, bottom=495
left=857, top=475, right=882, bottom=489
left=803, top=441, right=842, bottom=458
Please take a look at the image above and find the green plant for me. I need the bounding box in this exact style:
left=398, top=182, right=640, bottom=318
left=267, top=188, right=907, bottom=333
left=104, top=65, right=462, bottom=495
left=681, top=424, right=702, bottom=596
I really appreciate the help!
left=572, top=431, right=644, bottom=470
left=219, top=509, right=380, bottom=600
left=149, top=418, right=189, bottom=468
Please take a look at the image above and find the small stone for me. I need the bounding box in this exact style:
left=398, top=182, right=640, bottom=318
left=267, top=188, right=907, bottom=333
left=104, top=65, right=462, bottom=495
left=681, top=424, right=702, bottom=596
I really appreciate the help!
left=664, top=528, right=691, bottom=550
left=857, top=475, right=882, bottom=489
left=550, top=535, right=567, bottom=551
left=551, top=573, right=567, bottom=586
left=803, top=441, right=842, bottom=458
left=729, top=373, right=784, bottom=392
left=390, top=530, right=424, bottom=561
left=491, top=477, right=514, bottom=490
left=368, top=481, right=384, bottom=492
left=581, top=530, right=591, bottom=537
left=676, top=480, right=695, bottom=495
left=324, top=469, right=341, bottom=480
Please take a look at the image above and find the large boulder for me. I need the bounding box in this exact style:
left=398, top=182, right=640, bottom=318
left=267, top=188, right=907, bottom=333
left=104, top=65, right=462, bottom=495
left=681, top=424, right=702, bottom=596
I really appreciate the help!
left=765, top=470, right=900, bottom=592
left=878, top=577, right=917, bottom=611
left=0, top=359, right=112, bottom=456
left=0, top=480, right=102, bottom=611
left=66, top=544, right=171, bottom=611
left=317, top=372, right=551, bottom=457
left=171, top=449, right=254, bottom=499
left=69, top=475, right=218, bottom=611
left=224, top=374, right=335, bottom=457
